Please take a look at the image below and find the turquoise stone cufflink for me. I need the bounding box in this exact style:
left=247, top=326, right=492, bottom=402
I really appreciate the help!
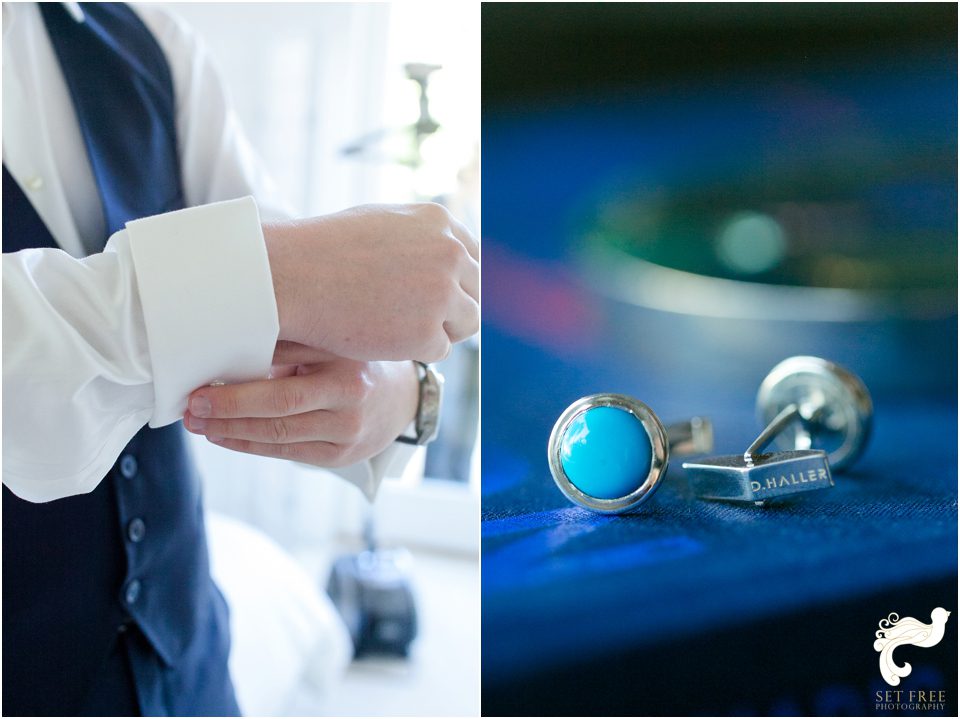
left=548, top=394, right=713, bottom=514
left=683, top=356, right=873, bottom=506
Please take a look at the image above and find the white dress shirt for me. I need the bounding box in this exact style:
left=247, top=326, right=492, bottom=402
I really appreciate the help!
left=2, top=3, right=410, bottom=503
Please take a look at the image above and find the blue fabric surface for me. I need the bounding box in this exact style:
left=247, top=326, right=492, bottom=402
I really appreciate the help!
left=482, top=324, right=957, bottom=679
left=480, top=50, right=958, bottom=713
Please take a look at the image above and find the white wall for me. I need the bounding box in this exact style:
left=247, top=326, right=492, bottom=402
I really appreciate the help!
left=162, top=2, right=390, bottom=215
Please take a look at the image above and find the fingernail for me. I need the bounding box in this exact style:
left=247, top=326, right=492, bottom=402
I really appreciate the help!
left=188, top=415, right=206, bottom=431
left=207, top=435, right=224, bottom=444
left=190, top=396, right=212, bottom=418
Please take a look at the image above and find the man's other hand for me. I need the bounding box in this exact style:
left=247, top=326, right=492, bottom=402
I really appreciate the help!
left=183, top=344, right=420, bottom=467
left=264, top=202, right=479, bottom=363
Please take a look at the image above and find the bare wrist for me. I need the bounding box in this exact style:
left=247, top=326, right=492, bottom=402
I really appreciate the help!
left=262, top=222, right=297, bottom=342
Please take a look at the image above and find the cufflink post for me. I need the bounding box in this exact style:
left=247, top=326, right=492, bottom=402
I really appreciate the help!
left=667, top=416, right=714, bottom=457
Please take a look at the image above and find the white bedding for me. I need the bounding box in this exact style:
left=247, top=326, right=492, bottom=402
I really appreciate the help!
left=205, top=512, right=353, bottom=716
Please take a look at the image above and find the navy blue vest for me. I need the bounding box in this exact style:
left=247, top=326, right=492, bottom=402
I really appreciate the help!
left=3, top=4, right=239, bottom=715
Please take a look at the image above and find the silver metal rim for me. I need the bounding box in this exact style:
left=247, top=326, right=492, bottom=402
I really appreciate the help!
left=547, top=393, right=669, bottom=514
left=756, top=356, right=873, bottom=471
left=580, top=243, right=954, bottom=322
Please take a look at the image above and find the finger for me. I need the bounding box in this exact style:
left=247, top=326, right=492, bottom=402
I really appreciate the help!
left=184, top=409, right=356, bottom=445
left=449, top=217, right=479, bottom=262
left=269, top=364, right=299, bottom=379
left=206, top=436, right=344, bottom=466
left=443, top=287, right=479, bottom=344
left=295, top=362, right=332, bottom=376
left=273, top=341, right=337, bottom=366
left=459, top=252, right=479, bottom=303
left=189, top=372, right=346, bottom=419
left=418, top=331, right=452, bottom=364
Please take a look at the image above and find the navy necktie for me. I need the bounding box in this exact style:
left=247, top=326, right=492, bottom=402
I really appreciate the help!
left=38, top=2, right=184, bottom=245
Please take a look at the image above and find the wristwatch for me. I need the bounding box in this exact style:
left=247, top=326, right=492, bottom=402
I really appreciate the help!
left=396, top=362, right=444, bottom=446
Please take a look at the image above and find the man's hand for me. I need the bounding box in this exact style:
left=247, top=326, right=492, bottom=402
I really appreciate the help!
left=183, top=344, right=420, bottom=467
left=264, top=203, right=479, bottom=363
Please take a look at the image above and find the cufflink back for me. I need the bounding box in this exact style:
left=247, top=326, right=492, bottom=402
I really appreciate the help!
left=753, top=355, right=872, bottom=471
left=548, top=393, right=713, bottom=514
left=683, top=356, right=872, bottom=505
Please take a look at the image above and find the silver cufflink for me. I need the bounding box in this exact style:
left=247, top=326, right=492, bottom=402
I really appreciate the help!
left=547, top=393, right=713, bottom=514
left=683, top=356, right=872, bottom=506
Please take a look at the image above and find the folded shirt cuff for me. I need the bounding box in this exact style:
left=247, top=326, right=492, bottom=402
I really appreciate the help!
left=304, top=431, right=420, bottom=502
left=126, top=196, right=279, bottom=426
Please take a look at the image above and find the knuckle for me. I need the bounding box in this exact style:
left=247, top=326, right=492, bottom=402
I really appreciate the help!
left=417, top=201, right=449, bottom=223
left=433, top=235, right=464, bottom=271
left=355, top=375, right=372, bottom=404
left=273, top=383, right=306, bottom=415
left=440, top=234, right=463, bottom=261
left=268, top=418, right=290, bottom=443
left=339, top=366, right=371, bottom=403
left=340, top=410, right=364, bottom=444
left=337, top=372, right=361, bottom=403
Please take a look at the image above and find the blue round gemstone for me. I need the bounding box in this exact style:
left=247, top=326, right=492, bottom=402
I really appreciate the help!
left=559, top=406, right=653, bottom=500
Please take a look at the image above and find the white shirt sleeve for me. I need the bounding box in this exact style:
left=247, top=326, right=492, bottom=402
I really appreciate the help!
left=2, top=197, right=279, bottom=503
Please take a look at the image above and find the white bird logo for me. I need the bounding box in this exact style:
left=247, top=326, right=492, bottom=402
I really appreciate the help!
left=874, top=608, right=951, bottom=686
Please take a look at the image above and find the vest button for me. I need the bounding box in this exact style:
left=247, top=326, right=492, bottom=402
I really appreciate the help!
left=124, top=579, right=141, bottom=606
left=119, top=454, right=138, bottom=479
left=127, top=518, right=146, bottom=543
